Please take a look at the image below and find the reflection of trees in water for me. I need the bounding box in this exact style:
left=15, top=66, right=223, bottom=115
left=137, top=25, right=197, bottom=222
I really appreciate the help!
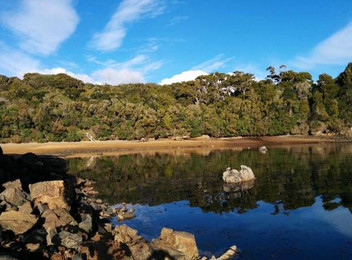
left=68, top=144, right=352, bottom=214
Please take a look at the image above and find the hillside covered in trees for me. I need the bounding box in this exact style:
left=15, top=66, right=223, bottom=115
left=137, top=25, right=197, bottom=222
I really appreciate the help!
left=1, top=63, right=352, bottom=143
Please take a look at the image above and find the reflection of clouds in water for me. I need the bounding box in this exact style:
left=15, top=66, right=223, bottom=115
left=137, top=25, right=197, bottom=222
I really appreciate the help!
left=309, top=197, right=352, bottom=238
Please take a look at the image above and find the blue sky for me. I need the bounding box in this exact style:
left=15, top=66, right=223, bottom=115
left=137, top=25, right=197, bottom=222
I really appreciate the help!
left=0, top=0, right=352, bottom=85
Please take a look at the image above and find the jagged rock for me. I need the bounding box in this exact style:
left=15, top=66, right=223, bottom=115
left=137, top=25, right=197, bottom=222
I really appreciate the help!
left=18, top=201, right=32, bottom=214
left=42, top=208, right=77, bottom=230
left=150, top=228, right=199, bottom=260
left=217, top=245, right=237, bottom=260
left=2, top=180, right=21, bottom=189
left=54, top=231, right=82, bottom=250
left=29, top=180, right=70, bottom=210
left=223, top=179, right=255, bottom=193
left=117, top=210, right=135, bottom=221
left=0, top=210, right=38, bottom=235
left=46, top=228, right=57, bottom=246
left=79, top=214, right=93, bottom=234
left=222, top=165, right=255, bottom=184
left=114, top=225, right=151, bottom=259
left=0, top=179, right=29, bottom=207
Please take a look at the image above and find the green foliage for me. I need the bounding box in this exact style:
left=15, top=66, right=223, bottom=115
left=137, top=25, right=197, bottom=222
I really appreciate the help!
left=1, top=64, right=352, bottom=143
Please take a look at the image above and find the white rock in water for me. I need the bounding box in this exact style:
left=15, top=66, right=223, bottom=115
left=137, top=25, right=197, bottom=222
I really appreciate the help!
left=223, top=165, right=255, bottom=183
left=259, top=146, right=268, bottom=153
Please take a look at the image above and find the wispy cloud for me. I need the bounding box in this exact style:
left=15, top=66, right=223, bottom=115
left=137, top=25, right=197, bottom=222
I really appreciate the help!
left=1, top=0, right=79, bottom=56
left=0, top=42, right=40, bottom=77
left=91, top=0, right=165, bottom=52
left=88, top=54, right=162, bottom=74
left=292, top=22, right=352, bottom=69
left=166, top=15, right=188, bottom=27
left=191, top=54, right=235, bottom=72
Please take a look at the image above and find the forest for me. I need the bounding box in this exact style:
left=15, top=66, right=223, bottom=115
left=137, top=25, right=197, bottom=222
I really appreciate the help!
left=0, top=63, right=352, bottom=143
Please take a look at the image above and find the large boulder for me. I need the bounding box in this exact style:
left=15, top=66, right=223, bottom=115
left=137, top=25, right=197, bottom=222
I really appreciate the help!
left=150, top=228, right=199, bottom=260
left=0, top=210, right=38, bottom=235
left=29, top=180, right=70, bottom=210
left=222, top=165, right=255, bottom=184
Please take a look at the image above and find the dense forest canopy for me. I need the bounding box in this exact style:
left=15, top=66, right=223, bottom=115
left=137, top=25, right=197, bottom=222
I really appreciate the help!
left=1, top=63, right=352, bottom=143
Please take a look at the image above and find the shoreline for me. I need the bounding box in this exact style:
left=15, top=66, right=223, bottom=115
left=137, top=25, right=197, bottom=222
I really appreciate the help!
left=1, top=136, right=344, bottom=157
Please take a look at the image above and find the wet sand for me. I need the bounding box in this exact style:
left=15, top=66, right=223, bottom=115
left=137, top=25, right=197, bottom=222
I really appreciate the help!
left=0, top=136, right=334, bottom=157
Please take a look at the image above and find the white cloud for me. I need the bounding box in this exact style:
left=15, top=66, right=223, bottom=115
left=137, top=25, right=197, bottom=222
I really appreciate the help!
left=0, top=42, right=40, bottom=77
left=40, top=67, right=145, bottom=85
left=41, top=67, right=95, bottom=83
left=2, top=0, right=79, bottom=56
left=292, top=22, right=352, bottom=69
left=191, top=54, right=235, bottom=72
left=160, top=70, right=207, bottom=85
left=91, top=0, right=165, bottom=51
left=92, top=68, right=145, bottom=85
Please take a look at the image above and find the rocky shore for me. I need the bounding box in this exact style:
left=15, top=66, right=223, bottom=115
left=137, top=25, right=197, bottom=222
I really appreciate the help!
left=0, top=147, right=237, bottom=259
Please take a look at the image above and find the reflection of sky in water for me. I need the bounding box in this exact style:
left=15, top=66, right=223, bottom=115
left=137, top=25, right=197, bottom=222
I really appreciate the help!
left=112, top=197, right=352, bottom=258
left=70, top=145, right=352, bottom=258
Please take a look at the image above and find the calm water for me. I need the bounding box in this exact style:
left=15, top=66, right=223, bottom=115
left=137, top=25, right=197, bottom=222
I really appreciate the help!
left=68, top=145, right=352, bottom=259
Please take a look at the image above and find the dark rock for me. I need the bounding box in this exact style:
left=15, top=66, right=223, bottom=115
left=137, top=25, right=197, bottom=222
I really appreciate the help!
left=78, top=214, right=93, bottom=234
left=0, top=146, right=3, bottom=157
left=23, top=228, right=47, bottom=244
left=53, top=231, right=82, bottom=250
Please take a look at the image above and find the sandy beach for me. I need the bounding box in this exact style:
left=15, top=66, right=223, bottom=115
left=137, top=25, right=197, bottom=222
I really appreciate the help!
left=0, top=136, right=335, bottom=157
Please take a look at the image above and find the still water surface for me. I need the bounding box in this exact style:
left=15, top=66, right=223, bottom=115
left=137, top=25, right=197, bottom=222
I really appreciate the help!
left=68, top=145, right=352, bottom=258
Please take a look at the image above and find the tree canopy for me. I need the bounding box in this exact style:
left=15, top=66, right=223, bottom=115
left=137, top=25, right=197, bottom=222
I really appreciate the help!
left=1, top=63, right=352, bottom=143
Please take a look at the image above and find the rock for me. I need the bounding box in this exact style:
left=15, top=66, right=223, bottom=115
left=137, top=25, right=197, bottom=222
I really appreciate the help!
left=193, top=135, right=211, bottom=140
left=150, top=228, right=199, bottom=260
left=114, top=225, right=151, bottom=259
left=79, top=214, right=93, bottom=234
left=223, top=180, right=255, bottom=193
left=46, top=228, right=57, bottom=246
left=42, top=208, right=77, bottom=230
left=25, top=243, right=40, bottom=252
left=258, top=146, right=268, bottom=154
left=217, top=245, right=237, bottom=260
left=54, top=231, right=82, bottom=250
left=29, top=180, right=70, bottom=210
left=2, top=180, right=21, bottom=189
left=222, top=165, right=255, bottom=184
left=0, top=146, right=2, bottom=157
left=114, top=225, right=141, bottom=244
left=0, top=210, right=38, bottom=235
left=18, top=201, right=32, bottom=214
left=117, top=210, right=135, bottom=221
left=0, top=180, right=29, bottom=207
left=0, top=254, right=18, bottom=260
left=23, top=228, right=47, bottom=244
left=95, top=199, right=103, bottom=204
